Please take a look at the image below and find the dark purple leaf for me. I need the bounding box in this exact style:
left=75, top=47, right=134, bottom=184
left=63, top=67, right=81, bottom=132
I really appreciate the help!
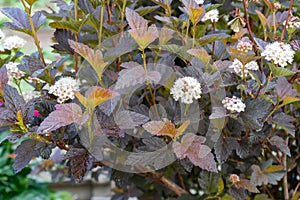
left=114, top=111, right=149, bottom=130
left=1, top=8, right=45, bottom=34
left=13, top=139, right=40, bottom=173
left=52, top=29, right=75, bottom=54
left=276, top=77, right=297, bottom=99
left=269, top=136, right=291, bottom=157
left=214, top=137, right=239, bottom=164
left=37, top=103, right=85, bottom=134
left=65, top=147, right=93, bottom=183
left=291, top=40, right=300, bottom=51
left=241, top=99, right=271, bottom=130
left=0, top=66, right=8, bottom=93
left=4, top=85, right=25, bottom=115
left=271, top=112, right=295, bottom=136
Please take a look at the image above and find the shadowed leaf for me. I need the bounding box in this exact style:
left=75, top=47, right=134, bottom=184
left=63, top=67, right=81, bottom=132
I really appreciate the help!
left=64, top=147, right=92, bottom=183
left=214, top=137, right=239, bottom=164
left=269, top=136, right=291, bottom=156
left=13, top=139, right=39, bottom=173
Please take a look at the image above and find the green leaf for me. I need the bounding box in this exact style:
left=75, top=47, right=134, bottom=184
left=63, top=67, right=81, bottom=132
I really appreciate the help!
left=49, top=20, right=82, bottom=33
left=255, top=10, right=267, bottom=29
left=158, top=44, right=192, bottom=61
left=198, top=33, right=230, bottom=45
left=280, top=95, right=300, bottom=107
left=136, top=6, right=160, bottom=16
left=187, top=48, right=211, bottom=64
left=264, top=165, right=284, bottom=173
left=292, top=192, right=300, bottom=200
left=269, top=64, right=294, bottom=77
left=217, top=177, right=224, bottom=195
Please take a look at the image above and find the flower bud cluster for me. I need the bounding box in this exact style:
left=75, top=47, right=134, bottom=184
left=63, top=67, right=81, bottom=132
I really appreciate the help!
left=236, top=37, right=253, bottom=53
left=5, top=62, right=26, bottom=80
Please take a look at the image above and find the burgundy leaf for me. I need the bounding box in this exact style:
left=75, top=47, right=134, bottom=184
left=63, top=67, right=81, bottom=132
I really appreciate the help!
left=37, top=103, right=85, bottom=134
left=13, top=139, right=39, bottom=173
left=115, top=111, right=149, bottom=130
left=214, top=137, right=239, bottom=164
left=235, top=179, right=259, bottom=193
left=0, top=66, right=8, bottom=93
left=173, top=133, right=217, bottom=172
left=276, top=77, right=297, bottom=99
left=250, top=165, right=268, bottom=186
left=269, top=136, right=291, bottom=157
left=65, top=147, right=92, bottom=183
left=291, top=40, right=300, bottom=51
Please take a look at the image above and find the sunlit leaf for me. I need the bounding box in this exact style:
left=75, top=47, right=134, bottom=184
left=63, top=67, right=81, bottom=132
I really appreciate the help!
left=173, top=133, right=217, bottom=172
left=37, top=103, right=85, bottom=134
left=143, top=118, right=190, bottom=139
left=69, top=40, right=108, bottom=81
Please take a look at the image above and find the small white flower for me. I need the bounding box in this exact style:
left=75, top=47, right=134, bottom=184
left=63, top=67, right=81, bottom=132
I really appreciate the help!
left=283, top=15, right=300, bottom=29
left=3, top=35, right=26, bottom=50
left=201, top=9, right=219, bottom=22
left=0, top=30, right=5, bottom=40
left=5, top=62, right=26, bottom=80
left=222, top=96, right=246, bottom=113
left=195, top=0, right=204, bottom=4
left=273, top=3, right=281, bottom=10
left=236, top=37, right=253, bottom=53
left=22, top=91, right=40, bottom=102
left=228, top=59, right=259, bottom=78
left=128, top=197, right=138, bottom=200
left=48, top=77, right=80, bottom=104
left=170, top=77, right=202, bottom=104
left=261, top=42, right=295, bottom=67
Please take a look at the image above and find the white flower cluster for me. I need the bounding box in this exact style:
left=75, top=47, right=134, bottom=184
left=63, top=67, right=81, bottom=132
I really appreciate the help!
left=261, top=42, right=295, bottom=67
left=229, top=59, right=259, bottom=78
left=236, top=37, right=253, bottom=53
left=22, top=91, right=40, bottom=102
left=201, top=9, right=219, bottom=22
left=195, top=0, right=204, bottom=4
left=283, top=15, right=300, bottom=29
left=48, top=77, right=80, bottom=104
left=170, top=77, right=202, bottom=104
left=222, top=96, right=246, bottom=113
left=5, top=62, right=26, bottom=80
left=2, top=35, right=26, bottom=50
